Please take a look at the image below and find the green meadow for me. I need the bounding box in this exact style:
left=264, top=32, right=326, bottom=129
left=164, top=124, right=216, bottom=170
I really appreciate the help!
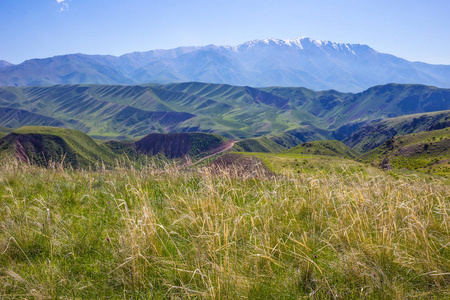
left=1, top=154, right=449, bottom=299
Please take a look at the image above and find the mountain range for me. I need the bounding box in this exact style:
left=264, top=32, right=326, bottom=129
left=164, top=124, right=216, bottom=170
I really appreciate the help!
left=2, top=37, right=450, bottom=92
left=0, top=82, right=449, bottom=144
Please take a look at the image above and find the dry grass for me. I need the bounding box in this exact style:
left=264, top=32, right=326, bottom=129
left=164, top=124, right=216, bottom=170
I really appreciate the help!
left=0, top=157, right=449, bottom=299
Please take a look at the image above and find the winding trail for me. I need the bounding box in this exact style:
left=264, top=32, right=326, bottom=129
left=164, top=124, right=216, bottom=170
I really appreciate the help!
left=191, top=140, right=236, bottom=166
left=177, top=140, right=236, bottom=169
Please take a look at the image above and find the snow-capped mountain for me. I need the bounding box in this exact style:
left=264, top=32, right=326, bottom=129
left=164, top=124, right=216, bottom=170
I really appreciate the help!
left=1, top=37, right=449, bottom=92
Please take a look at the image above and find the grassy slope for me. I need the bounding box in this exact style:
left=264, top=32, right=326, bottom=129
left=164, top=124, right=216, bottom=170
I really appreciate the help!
left=0, top=126, right=119, bottom=167
left=0, top=126, right=234, bottom=167
left=0, top=83, right=318, bottom=140
left=1, top=155, right=449, bottom=298
left=243, top=152, right=366, bottom=177
left=0, top=126, right=13, bottom=138
left=0, top=85, right=198, bottom=139
left=326, top=84, right=450, bottom=127
left=133, top=132, right=230, bottom=160
left=2, top=83, right=449, bottom=142
left=285, top=139, right=360, bottom=158
left=0, top=107, right=67, bottom=129
left=265, top=84, right=450, bottom=128
left=345, top=110, right=450, bottom=152
left=361, top=127, right=450, bottom=175
left=187, top=133, right=230, bottom=157
left=232, top=136, right=286, bottom=153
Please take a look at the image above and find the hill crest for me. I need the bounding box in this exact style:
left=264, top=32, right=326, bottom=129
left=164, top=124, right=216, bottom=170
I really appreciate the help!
left=1, top=83, right=449, bottom=142
left=0, top=126, right=233, bottom=167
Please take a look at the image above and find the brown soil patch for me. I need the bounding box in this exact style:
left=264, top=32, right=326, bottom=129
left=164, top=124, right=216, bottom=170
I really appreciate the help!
left=210, top=153, right=274, bottom=178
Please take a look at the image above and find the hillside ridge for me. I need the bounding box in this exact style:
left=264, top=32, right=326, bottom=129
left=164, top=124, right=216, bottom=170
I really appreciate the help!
left=1, top=83, right=449, bottom=142
left=0, top=126, right=233, bottom=167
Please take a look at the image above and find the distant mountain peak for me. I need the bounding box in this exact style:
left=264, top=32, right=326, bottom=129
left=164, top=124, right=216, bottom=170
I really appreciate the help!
left=0, top=37, right=449, bottom=92
left=0, top=60, right=13, bottom=69
left=234, top=37, right=369, bottom=52
left=235, top=37, right=305, bottom=50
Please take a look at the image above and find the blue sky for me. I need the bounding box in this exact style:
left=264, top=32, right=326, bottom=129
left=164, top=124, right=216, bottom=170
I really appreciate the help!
left=1, top=0, right=449, bottom=65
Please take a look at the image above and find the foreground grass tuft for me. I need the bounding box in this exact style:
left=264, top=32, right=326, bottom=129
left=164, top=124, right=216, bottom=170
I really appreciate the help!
left=0, top=158, right=449, bottom=299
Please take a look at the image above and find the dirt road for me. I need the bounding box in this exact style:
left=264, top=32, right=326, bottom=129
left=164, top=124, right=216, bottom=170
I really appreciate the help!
left=188, top=140, right=236, bottom=167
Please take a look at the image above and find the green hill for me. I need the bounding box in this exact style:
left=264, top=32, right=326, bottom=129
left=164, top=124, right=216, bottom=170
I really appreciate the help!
left=361, top=128, right=450, bottom=175
left=134, top=132, right=231, bottom=159
left=0, top=126, right=13, bottom=139
left=328, top=84, right=450, bottom=128
left=231, top=125, right=336, bottom=154
left=285, top=140, right=360, bottom=158
left=265, top=84, right=450, bottom=128
left=1, top=83, right=449, bottom=142
left=0, top=83, right=318, bottom=140
left=232, top=136, right=286, bottom=153
left=0, top=107, right=67, bottom=129
left=0, top=126, right=118, bottom=167
left=0, top=126, right=234, bottom=167
left=271, top=126, right=334, bottom=147
left=344, top=110, right=450, bottom=152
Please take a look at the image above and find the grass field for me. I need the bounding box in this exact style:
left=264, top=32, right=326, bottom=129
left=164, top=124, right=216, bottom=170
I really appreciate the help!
left=1, top=156, right=449, bottom=299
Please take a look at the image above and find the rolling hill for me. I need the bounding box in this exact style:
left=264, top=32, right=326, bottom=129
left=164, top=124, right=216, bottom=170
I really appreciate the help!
left=265, top=84, right=450, bottom=129
left=133, top=132, right=231, bottom=159
left=344, top=110, right=450, bottom=152
left=0, top=107, right=67, bottom=129
left=0, top=126, right=13, bottom=139
left=1, top=38, right=450, bottom=92
left=0, top=126, right=118, bottom=167
left=360, top=128, right=450, bottom=175
left=1, top=83, right=449, bottom=143
left=0, top=83, right=323, bottom=140
left=284, top=140, right=360, bottom=158
left=232, top=136, right=286, bottom=153
left=0, top=126, right=234, bottom=167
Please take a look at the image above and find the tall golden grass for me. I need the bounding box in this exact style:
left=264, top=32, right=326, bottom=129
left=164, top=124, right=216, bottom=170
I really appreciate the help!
left=0, top=158, right=449, bottom=298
